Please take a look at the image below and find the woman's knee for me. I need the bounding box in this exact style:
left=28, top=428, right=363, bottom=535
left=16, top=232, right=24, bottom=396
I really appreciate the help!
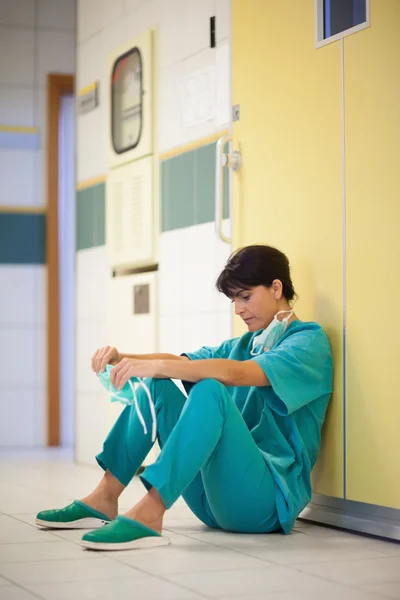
left=190, top=378, right=226, bottom=396
left=148, top=378, right=226, bottom=403
left=188, top=379, right=231, bottom=412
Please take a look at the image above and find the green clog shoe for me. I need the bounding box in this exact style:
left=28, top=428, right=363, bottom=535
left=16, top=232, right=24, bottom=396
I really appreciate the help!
left=81, top=516, right=170, bottom=551
left=36, top=500, right=111, bottom=529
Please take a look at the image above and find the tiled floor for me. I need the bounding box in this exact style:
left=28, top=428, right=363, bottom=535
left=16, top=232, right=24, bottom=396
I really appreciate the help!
left=0, top=450, right=399, bottom=600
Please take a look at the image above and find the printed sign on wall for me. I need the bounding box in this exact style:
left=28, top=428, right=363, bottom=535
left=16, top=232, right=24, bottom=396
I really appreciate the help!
left=78, top=81, right=100, bottom=115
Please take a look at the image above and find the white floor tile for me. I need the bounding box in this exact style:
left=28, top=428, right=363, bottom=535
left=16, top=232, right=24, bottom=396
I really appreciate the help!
left=159, top=533, right=210, bottom=548
left=182, top=529, right=296, bottom=548
left=45, top=529, right=91, bottom=545
left=162, top=519, right=210, bottom=534
left=103, top=533, right=208, bottom=557
left=323, top=536, right=400, bottom=557
left=113, top=544, right=272, bottom=576
left=296, top=523, right=370, bottom=542
left=27, top=577, right=204, bottom=600
left=313, top=532, right=400, bottom=557
left=0, top=486, right=72, bottom=515
left=166, top=566, right=345, bottom=597
left=0, top=516, right=59, bottom=545
left=218, top=590, right=387, bottom=600
left=0, top=585, right=45, bottom=599
left=9, top=515, right=40, bottom=527
left=360, top=581, right=400, bottom=600
left=295, top=556, right=400, bottom=586
left=0, top=557, right=143, bottom=585
left=0, top=541, right=101, bottom=563
left=0, top=450, right=398, bottom=600
left=240, top=539, right=386, bottom=565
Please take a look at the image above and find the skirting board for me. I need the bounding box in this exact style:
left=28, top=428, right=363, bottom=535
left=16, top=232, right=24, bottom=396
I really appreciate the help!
left=299, top=494, right=400, bottom=542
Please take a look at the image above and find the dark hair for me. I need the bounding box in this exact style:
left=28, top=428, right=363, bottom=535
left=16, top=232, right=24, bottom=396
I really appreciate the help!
left=216, top=245, right=296, bottom=301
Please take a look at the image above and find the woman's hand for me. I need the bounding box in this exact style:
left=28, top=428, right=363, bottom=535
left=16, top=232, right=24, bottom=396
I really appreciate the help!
left=110, top=358, right=158, bottom=390
left=91, top=346, right=121, bottom=374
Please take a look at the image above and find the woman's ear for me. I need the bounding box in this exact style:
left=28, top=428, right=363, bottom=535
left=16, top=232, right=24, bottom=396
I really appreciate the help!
left=272, top=279, right=283, bottom=300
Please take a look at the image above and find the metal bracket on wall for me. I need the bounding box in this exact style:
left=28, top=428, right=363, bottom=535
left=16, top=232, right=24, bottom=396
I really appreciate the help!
left=232, top=104, right=240, bottom=122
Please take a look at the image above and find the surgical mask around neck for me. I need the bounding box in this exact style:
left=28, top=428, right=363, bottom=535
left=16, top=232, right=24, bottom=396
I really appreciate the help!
left=98, top=365, right=157, bottom=442
left=250, top=309, right=294, bottom=356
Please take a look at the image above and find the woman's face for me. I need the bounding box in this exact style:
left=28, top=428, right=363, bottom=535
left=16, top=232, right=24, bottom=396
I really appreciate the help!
left=231, top=282, right=288, bottom=332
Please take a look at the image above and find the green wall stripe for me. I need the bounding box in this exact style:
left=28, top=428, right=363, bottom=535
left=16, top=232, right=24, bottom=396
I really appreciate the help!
left=0, top=213, right=46, bottom=264
left=76, top=182, right=105, bottom=251
left=161, top=151, right=195, bottom=232
left=161, top=141, right=230, bottom=233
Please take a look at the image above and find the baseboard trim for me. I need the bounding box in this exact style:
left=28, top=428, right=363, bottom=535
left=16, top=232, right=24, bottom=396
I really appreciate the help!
left=299, top=494, right=400, bottom=542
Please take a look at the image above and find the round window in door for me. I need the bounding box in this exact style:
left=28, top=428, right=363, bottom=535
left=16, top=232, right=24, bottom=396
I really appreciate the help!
left=111, top=47, right=143, bottom=154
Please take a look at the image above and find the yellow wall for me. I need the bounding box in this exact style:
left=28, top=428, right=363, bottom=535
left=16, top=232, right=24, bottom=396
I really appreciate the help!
left=232, top=0, right=344, bottom=497
left=344, top=0, right=400, bottom=507
left=232, top=0, right=400, bottom=509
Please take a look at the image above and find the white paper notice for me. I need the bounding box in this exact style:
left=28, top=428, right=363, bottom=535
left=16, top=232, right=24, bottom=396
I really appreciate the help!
left=216, top=42, right=231, bottom=127
left=180, top=66, right=216, bottom=129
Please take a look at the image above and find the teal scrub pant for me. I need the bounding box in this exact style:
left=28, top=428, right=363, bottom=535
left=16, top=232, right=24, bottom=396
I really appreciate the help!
left=96, top=378, right=280, bottom=534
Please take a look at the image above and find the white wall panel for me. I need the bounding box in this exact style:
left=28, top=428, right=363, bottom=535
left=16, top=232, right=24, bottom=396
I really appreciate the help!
left=0, top=0, right=35, bottom=27
left=36, top=30, right=76, bottom=87
left=0, top=27, right=35, bottom=85
left=37, top=0, right=76, bottom=30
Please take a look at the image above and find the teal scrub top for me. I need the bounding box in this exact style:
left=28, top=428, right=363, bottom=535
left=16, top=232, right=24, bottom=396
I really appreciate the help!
left=184, top=320, right=334, bottom=534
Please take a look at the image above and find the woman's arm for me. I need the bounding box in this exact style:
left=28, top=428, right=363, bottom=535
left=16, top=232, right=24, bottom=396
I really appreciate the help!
left=121, top=353, right=189, bottom=361
left=157, top=358, right=270, bottom=387
left=110, top=357, right=270, bottom=389
left=92, top=346, right=188, bottom=374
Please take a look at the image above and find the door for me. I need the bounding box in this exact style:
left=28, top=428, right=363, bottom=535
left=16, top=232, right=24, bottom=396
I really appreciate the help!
left=59, top=94, right=76, bottom=448
left=344, top=0, right=400, bottom=508
left=232, top=0, right=344, bottom=497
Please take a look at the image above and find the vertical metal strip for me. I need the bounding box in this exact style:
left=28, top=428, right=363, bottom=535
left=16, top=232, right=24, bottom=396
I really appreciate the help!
left=228, top=7, right=234, bottom=338
left=340, top=37, right=347, bottom=500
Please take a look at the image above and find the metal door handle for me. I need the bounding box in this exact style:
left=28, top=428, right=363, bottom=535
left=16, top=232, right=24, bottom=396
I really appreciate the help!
left=215, top=134, right=241, bottom=244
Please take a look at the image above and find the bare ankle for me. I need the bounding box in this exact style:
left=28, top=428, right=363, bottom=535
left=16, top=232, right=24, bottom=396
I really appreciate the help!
left=90, top=471, right=124, bottom=503
left=81, top=471, right=125, bottom=520
left=98, top=471, right=125, bottom=497
left=123, top=488, right=166, bottom=533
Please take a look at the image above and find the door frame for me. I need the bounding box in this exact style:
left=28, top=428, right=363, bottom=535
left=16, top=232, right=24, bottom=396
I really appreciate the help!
left=47, top=73, right=74, bottom=446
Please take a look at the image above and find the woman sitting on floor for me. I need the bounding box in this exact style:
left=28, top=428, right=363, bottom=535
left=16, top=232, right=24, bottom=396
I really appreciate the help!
left=36, top=244, right=333, bottom=551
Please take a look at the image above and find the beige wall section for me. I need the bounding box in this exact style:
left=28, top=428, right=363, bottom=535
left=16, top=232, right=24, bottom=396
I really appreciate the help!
left=344, top=0, right=400, bottom=508
left=232, top=0, right=344, bottom=497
